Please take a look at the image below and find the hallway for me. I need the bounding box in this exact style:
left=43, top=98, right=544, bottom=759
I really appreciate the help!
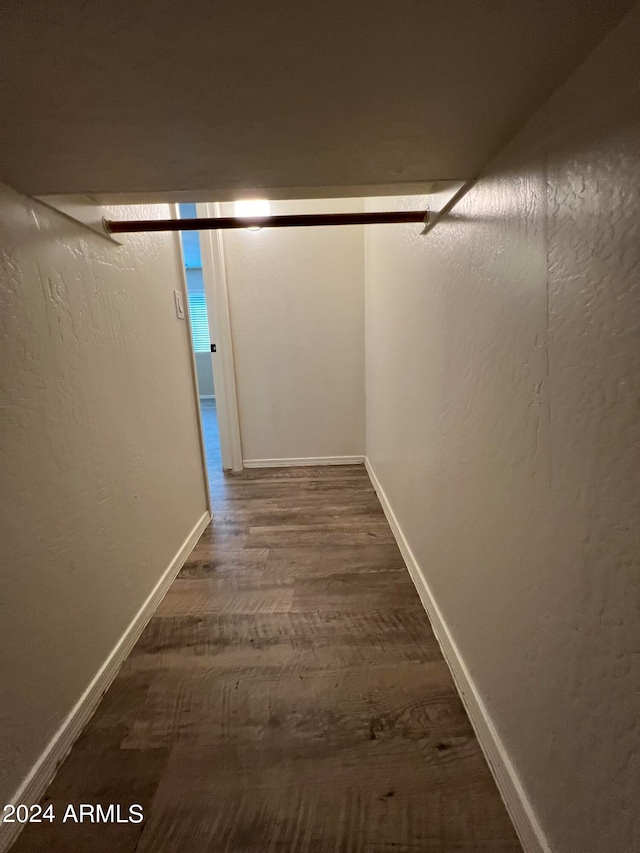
left=11, top=462, right=520, bottom=852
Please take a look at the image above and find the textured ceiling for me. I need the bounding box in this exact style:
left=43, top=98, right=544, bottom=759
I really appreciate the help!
left=0, top=0, right=632, bottom=200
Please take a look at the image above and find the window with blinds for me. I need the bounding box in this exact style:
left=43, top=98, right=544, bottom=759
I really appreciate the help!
left=188, top=292, right=211, bottom=353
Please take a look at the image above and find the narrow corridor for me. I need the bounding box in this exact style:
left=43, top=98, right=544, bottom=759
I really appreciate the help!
left=12, top=462, right=520, bottom=852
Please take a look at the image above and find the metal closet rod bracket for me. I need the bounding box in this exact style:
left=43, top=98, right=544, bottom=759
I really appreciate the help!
left=103, top=210, right=431, bottom=234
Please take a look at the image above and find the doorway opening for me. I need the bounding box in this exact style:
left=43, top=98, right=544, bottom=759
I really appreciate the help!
left=178, top=203, right=222, bottom=473
left=176, top=189, right=460, bottom=484
left=177, top=201, right=244, bottom=482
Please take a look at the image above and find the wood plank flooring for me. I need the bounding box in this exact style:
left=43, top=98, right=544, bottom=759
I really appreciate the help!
left=12, top=406, right=521, bottom=852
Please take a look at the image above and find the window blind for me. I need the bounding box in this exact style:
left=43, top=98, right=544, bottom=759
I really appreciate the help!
left=188, top=292, right=211, bottom=353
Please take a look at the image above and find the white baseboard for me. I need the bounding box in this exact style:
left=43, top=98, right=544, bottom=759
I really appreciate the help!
left=0, top=510, right=211, bottom=853
left=242, top=455, right=365, bottom=468
left=364, top=458, right=551, bottom=853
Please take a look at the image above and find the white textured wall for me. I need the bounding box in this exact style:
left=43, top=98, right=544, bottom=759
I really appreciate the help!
left=222, top=198, right=365, bottom=462
left=364, top=9, right=640, bottom=853
left=0, top=183, right=208, bottom=804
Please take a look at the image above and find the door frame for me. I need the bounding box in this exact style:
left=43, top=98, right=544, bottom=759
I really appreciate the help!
left=197, top=202, right=243, bottom=471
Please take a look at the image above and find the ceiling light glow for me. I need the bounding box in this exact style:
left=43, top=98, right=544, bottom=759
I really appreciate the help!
left=234, top=199, right=271, bottom=227
left=234, top=199, right=271, bottom=218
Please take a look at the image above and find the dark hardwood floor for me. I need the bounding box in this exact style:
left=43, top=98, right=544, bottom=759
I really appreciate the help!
left=12, top=402, right=521, bottom=852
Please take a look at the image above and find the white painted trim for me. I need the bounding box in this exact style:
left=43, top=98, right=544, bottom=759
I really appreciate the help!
left=243, top=455, right=365, bottom=468
left=0, top=510, right=210, bottom=853
left=364, top=458, right=552, bottom=853
left=171, top=208, right=211, bottom=512
left=199, top=394, right=216, bottom=400
left=198, top=202, right=243, bottom=471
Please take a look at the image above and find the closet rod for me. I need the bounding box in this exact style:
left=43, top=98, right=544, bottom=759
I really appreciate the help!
left=104, top=210, right=429, bottom=234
